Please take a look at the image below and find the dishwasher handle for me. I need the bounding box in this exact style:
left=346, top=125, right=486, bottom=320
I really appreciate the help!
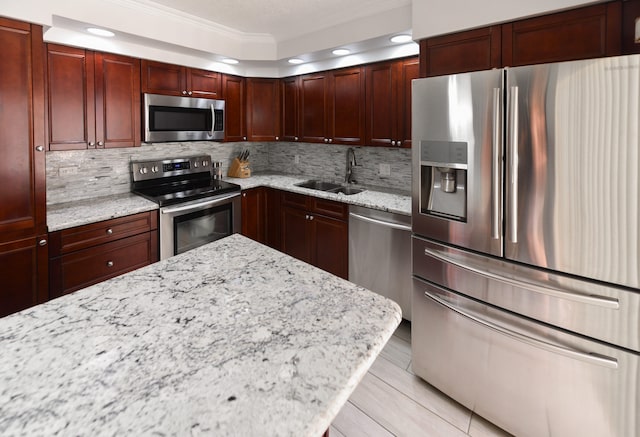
left=349, top=212, right=412, bottom=232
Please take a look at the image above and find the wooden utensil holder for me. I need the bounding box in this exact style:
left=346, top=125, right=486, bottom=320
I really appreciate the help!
left=228, top=158, right=251, bottom=178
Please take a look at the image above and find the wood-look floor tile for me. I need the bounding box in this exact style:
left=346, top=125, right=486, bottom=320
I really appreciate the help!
left=368, top=355, right=472, bottom=432
left=332, top=401, right=394, bottom=437
left=379, top=334, right=412, bottom=370
left=468, top=412, right=513, bottom=437
left=348, top=372, right=469, bottom=437
left=329, top=424, right=346, bottom=437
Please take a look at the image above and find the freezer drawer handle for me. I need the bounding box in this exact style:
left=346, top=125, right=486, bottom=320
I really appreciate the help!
left=349, top=212, right=412, bottom=232
left=423, top=246, right=619, bottom=309
left=423, top=289, right=618, bottom=369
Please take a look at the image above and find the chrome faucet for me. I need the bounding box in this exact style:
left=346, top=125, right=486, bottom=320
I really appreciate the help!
left=345, top=147, right=358, bottom=184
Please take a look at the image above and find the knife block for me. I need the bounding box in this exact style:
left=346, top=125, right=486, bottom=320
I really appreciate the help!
left=228, top=158, right=251, bottom=178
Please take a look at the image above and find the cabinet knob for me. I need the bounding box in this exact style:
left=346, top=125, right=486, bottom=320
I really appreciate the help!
left=391, top=140, right=396, bottom=146
left=294, top=136, right=299, bottom=141
left=182, top=90, right=188, bottom=95
left=106, top=228, right=113, bottom=235
left=106, top=261, right=114, bottom=268
left=243, top=136, right=247, bottom=141
left=397, top=140, right=402, bottom=146
left=324, top=139, right=328, bottom=143
left=38, top=239, right=47, bottom=247
left=97, top=141, right=104, bottom=147
left=275, top=136, right=279, bottom=140
left=36, top=145, right=44, bottom=152
left=329, top=139, right=333, bottom=143
left=188, top=91, right=193, bottom=96
left=242, top=193, right=246, bottom=197
left=309, top=215, right=314, bottom=220
left=88, top=142, right=95, bottom=148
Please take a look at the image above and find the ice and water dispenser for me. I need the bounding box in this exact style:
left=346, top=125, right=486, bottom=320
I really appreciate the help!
left=419, top=140, right=468, bottom=221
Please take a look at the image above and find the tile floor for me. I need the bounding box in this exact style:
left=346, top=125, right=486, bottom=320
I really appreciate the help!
left=330, top=321, right=512, bottom=437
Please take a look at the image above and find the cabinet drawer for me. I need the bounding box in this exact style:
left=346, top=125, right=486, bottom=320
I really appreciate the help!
left=50, top=231, right=156, bottom=297
left=312, top=197, right=347, bottom=220
left=50, top=211, right=157, bottom=255
left=281, top=191, right=311, bottom=209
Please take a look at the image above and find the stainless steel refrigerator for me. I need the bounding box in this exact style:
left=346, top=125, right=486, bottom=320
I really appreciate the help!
left=411, top=54, right=640, bottom=437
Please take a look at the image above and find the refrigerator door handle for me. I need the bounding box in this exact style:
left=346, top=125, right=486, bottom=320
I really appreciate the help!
left=422, top=288, right=619, bottom=369
left=492, top=87, right=501, bottom=240
left=423, top=246, right=620, bottom=309
left=508, top=86, right=519, bottom=243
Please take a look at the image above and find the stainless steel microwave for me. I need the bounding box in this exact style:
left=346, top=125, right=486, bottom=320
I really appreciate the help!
left=143, top=93, right=225, bottom=142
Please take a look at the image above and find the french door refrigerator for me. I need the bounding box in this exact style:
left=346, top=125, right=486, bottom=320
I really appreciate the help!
left=411, top=54, right=640, bottom=437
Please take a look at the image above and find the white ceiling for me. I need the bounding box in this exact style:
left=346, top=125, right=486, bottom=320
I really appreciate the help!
left=144, top=0, right=411, bottom=42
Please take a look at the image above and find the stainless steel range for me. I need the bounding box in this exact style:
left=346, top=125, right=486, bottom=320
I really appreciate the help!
left=131, top=155, right=241, bottom=259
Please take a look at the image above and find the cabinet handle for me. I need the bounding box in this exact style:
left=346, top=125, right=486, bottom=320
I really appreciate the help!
left=36, top=145, right=44, bottom=152
left=106, top=228, right=113, bottom=235
left=106, top=261, right=114, bottom=268
left=38, top=239, right=47, bottom=247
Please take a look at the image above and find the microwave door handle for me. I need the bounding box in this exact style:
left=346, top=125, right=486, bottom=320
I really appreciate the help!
left=209, top=104, right=216, bottom=137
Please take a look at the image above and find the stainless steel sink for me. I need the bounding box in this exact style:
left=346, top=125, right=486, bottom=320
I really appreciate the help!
left=294, top=180, right=365, bottom=195
left=295, top=180, right=342, bottom=191
left=328, top=186, right=364, bottom=195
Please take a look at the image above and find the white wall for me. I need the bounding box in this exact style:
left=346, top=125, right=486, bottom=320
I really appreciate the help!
left=412, top=0, right=600, bottom=40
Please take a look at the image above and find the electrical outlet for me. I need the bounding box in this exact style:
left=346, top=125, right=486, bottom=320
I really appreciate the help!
left=379, top=163, right=391, bottom=176
left=294, top=155, right=300, bottom=164
left=59, top=166, right=78, bottom=176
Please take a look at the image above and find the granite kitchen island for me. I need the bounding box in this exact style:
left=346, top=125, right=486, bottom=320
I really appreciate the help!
left=0, top=234, right=401, bottom=436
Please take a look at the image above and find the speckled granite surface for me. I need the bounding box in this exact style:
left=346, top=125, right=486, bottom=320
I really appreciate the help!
left=0, top=234, right=401, bottom=436
left=46, top=174, right=410, bottom=232
left=47, top=193, right=158, bottom=232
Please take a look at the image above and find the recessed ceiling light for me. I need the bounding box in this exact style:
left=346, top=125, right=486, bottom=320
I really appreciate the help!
left=288, top=58, right=304, bottom=64
left=390, top=34, right=412, bottom=44
left=332, top=48, right=350, bottom=56
left=222, top=58, right=239, bottom=64
left=86, top=27, right=115, bottom=38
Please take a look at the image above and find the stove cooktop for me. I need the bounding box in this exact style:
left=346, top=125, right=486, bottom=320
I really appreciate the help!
left=133, top=177, right=241, bottom=207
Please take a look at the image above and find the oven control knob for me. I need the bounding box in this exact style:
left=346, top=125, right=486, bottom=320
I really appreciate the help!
left=202, top=160, right=208, bottom=167
left=139, top=167, right=148, bottom=174
left=151, top=166, right=158, bottom=173
left=194, top=161, right=199, bottom=168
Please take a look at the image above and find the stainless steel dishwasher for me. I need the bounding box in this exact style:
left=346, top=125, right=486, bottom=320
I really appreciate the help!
left=349, top=205, right=412, bottom=321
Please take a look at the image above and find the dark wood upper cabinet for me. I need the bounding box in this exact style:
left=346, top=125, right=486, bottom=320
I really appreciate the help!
left=280, top=76, right=300, bottom=141
left=0, top=17, right=48, bottom=317
left=141, top=60, right=221, bottom=98
left=222, top=74, right=247, bottom=141
left=330, top=66, right=365, bottom=145
left=502, top=2, right=622, bottom=67
left=622, top=0, right=640, bottom=54
left=300, top=72, right=329, bottom=143
left=246, top=78, right=280, bottom=141
left=47, top=44, right=140, bottom=150
left=420, top=26, right=502, bottom=77
left=300, top=67, right=365, bottom=145
left=365, top=57, right=418, bottom=147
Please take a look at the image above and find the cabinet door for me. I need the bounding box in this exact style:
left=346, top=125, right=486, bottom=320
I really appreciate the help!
left=46, top=44, right=95, bottom=150
left=264, top=188, right=281, bottom=250
left=420, top=26, right=502, bottom=77
left=300, top=73, right=329, bottom=143
left=0, top=236, right=48, bottom=317
left=502, top=2, right=621, bottom=66
left=280, top=76, right=299, bottom=141
left=281, top=206, right=312, bottom=264
left=622, top=0, right=640, bottom=54
left=241, top=188, right=265, bottom=243
left=188, top=68, right=222, bottom=98
left=141, top=60, right=186, bottom=96
left=396, top=58, right=419, bottom=148
left=312, top=215, right=348, bottom=279
left=94, top=52, right=141, bottom=148
left=330, top=67, right=365, bottom=145
left=0, top=18, right=46, bottom=241
left=222, top=74, right=246, bottom=141
left=365, top=61, right=396, bottom=146
left=246, top=78, right=280, bottom=141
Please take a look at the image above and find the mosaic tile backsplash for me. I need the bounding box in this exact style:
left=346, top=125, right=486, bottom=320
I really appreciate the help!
left=46, top=141, right=411, bottom=204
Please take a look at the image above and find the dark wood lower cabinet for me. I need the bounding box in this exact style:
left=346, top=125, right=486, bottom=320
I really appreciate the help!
left=0, top=236, right=48, bottom=318
left=280, top=192, right=348, bottom=279
left=241, top=188, right=265, bottom=243
left=49, top=211, right=158, bottom=298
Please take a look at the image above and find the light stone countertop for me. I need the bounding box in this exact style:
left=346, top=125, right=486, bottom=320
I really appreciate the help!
left=0, top=234, right=401, bottom=436
left=46, top=174, right=410, bottom=232
left=47, top=193, right=158, bottom=232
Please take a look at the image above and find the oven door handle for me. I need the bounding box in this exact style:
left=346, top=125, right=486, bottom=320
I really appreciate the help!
left=161, top=193, right=239, bottom=214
